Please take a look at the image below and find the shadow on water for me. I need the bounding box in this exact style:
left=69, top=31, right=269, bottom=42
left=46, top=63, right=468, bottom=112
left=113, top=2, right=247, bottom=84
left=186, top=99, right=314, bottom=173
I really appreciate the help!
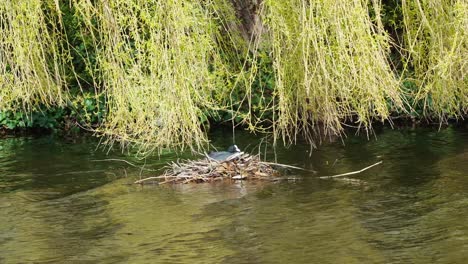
left=0, top=126, right=468, bottom=263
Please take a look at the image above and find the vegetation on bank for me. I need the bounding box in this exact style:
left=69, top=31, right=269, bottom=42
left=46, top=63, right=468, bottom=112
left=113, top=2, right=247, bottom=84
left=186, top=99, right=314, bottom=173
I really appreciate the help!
left=0, top=0, right=466, bottom=154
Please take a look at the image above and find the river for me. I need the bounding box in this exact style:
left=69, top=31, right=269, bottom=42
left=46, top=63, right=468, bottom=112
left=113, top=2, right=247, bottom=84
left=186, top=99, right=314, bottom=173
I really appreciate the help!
left=1, top=125, right=467, bottom=263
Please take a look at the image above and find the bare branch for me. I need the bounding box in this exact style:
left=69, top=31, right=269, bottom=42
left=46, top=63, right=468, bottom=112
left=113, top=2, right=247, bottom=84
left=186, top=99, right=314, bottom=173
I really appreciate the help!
left=319, top=161, right=383, bottom=179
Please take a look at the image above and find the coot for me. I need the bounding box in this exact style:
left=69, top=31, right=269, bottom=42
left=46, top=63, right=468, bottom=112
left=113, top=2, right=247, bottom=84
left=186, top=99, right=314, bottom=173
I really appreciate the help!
left=208, top=145, right=241, bottom=161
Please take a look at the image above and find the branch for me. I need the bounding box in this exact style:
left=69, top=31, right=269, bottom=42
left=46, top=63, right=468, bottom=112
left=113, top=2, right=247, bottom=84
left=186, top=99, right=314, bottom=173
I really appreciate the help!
left=259, top=161, right=317, bottom=173
left=92, top=159, right=160, bottom=171
left=134, top=175, right=178, bottom=184
left=319, top=161, right=383, bottom=179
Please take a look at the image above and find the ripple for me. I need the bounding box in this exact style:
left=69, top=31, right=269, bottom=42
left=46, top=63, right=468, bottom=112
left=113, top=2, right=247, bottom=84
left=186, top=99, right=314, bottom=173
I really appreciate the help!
left=1, top=128, right=468, bottom=263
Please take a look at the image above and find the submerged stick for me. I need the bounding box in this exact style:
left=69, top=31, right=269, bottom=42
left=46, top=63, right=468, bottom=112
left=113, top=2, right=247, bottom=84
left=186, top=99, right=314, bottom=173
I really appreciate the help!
left=319, top=161, right=383, bottom=179
left=259, top=161, right=317, bottom=173
left=92, top=159, right=160, bottom=172
left=134, top=176, right=168, bottom=184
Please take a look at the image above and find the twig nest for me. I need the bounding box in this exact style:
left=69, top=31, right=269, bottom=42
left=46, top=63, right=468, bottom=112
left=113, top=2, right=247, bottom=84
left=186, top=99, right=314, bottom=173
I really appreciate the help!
left=135, top=153, right=280, bottom=184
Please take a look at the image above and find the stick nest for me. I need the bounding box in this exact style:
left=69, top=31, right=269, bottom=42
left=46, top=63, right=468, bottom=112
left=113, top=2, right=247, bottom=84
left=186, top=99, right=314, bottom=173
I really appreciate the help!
left=135, top=152, right=281, bottom=184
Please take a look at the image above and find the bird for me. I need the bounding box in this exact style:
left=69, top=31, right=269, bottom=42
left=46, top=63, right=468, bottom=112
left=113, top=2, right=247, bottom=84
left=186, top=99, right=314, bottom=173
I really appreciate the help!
left=208, top=145, right=241, bottom=161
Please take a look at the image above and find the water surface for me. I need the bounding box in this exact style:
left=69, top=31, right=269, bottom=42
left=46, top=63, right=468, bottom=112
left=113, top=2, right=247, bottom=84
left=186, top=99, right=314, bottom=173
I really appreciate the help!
left=1, top=126, right=467, bottom=263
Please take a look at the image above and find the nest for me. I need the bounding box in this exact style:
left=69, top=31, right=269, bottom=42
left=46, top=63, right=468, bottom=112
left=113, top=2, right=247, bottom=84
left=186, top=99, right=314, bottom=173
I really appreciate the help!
left=135, top=152, right=282, bottom=184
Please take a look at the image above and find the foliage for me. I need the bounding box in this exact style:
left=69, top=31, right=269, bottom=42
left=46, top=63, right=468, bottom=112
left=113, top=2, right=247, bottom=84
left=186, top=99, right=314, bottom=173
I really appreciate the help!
left=0, top=0, right=466, bottom=154
left=59, top=1, right=98, bottom=91
left=71, top=0, right=247, bottom=156
left=261, top=0, right=403, bottom=145
left=0, top=92, right=106, bottom=132
left=401, top=0, right=468, bottom=120
left=0, top=0, right=69, bottom=111
left=214, top=50, right=276, bottom=132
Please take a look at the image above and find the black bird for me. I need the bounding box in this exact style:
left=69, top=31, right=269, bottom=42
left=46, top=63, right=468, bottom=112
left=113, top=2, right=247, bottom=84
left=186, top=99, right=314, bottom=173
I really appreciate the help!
left=208, top=145, right=241, bottom=161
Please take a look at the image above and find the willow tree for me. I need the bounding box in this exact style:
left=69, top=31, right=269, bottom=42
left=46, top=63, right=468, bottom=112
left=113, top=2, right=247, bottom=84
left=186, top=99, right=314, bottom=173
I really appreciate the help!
left=261, top=0, right=403, bottom=144
left=0, top=0, right=69, bottom=110
left=1, top=0, right=467, bottom=155
left=402, top=0, right=467, bottom=120
left=73, top=0, right=244, bottom=155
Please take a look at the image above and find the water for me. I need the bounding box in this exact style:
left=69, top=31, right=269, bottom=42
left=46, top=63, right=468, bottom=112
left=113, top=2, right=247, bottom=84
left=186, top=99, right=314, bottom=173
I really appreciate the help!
left=1, top=126, right=467, bottom=263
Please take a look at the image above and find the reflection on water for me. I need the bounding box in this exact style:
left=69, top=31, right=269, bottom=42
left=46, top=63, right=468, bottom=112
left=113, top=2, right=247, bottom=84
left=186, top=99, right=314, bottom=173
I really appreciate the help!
left=1, top=126, right=467, bottom=263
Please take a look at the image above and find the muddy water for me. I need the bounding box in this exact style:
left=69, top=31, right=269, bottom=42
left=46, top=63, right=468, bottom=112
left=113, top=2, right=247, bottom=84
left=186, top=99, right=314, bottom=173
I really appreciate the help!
left=1, top=126, right=467, bottom=263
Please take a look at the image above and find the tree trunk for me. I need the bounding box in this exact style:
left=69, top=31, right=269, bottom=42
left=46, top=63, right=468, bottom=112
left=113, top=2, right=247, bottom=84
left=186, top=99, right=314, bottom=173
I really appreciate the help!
left=230, top=0, right=264, bottom=43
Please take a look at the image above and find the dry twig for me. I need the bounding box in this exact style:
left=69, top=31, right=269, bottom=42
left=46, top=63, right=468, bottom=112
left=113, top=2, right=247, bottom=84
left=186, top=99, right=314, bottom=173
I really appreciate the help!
left=319, top=161, right=383, bottom=179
